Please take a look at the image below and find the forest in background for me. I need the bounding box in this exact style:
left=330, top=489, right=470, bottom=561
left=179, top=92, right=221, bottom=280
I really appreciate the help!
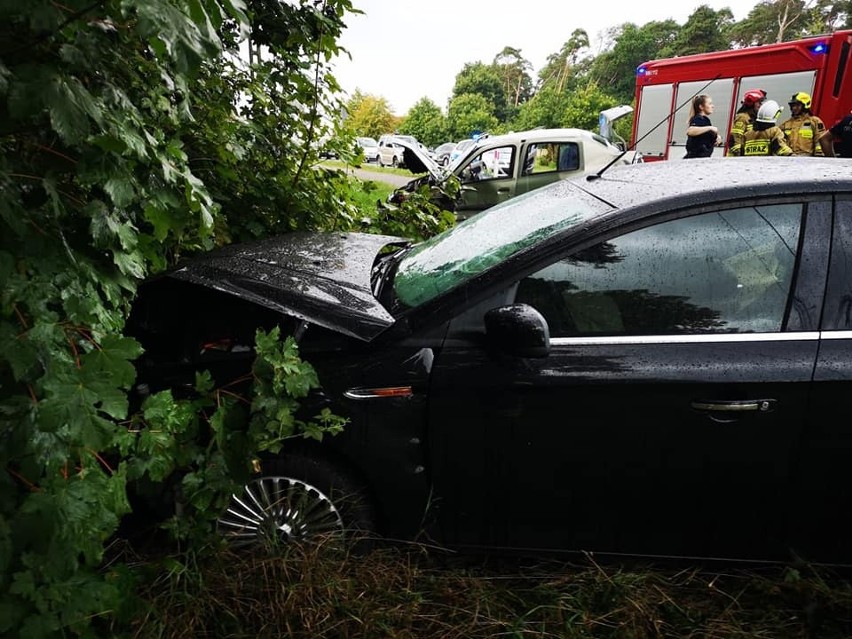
left=342, top=0, right=852, bottom=146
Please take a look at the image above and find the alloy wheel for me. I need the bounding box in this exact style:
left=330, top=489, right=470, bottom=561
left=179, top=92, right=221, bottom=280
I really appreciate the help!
left=218, top=476, right=344, bottom=547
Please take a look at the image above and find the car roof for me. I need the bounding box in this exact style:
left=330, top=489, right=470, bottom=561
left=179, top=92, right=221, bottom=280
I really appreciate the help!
left=477, top=128, right=613, bottom=146
left=572, top=157, right=852, bottom=212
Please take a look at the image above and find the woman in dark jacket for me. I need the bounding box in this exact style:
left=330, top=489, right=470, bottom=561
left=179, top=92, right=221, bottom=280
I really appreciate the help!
left=685, top=94, right=722, bottom=158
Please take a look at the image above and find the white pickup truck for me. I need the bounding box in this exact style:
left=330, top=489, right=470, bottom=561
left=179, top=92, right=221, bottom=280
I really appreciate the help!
left=392, top=126, right=642, bottom=220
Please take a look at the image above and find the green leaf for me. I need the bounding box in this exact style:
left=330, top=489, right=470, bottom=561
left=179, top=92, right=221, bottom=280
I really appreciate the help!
left=111, top=119, right=149, bottom=158
left=0, top=323, right=43, bottom=382
left=47, top=76, right=103, bottom=144
left=86, top=200, right=115, bottom=247
left=195, top=370, right=214, bottom=394
left=103, top=177, right=136, bottom=208
left=90, top=134, right=128, bottom=154
left=165, top=140, right=188, bottom=162
left=143, top=194, right=182, bottom=241
left=134, top=0, right=222, bottom=75
left=113, top=249, right=147, bottom=280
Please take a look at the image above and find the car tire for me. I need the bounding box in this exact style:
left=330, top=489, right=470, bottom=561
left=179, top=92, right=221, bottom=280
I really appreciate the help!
left=391, top=156, right=399, bottom=168
left=217, top=452, right=377, bottom=550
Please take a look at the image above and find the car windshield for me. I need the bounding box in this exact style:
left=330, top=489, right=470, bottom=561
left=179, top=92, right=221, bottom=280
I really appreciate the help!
left=447, top=139, right=476, bottom=168
left=358, top=137, right=377, bottom=146
left=393, top=181, right=609, bottom=308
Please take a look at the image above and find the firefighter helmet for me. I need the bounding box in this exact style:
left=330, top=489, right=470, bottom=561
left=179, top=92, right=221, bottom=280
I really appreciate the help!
left=789, top=92, right=812, bottom=110
left=756, top=100, right=783, bottom=125
left=742, top=89, right=767, bottom=107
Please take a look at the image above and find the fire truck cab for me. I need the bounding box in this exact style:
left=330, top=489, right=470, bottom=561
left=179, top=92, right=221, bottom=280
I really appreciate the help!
left=631, top=30, right=852, bottom=161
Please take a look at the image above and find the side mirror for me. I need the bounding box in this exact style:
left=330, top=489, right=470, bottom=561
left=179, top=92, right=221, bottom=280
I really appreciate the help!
left=484, top=303, right=550, bottom=358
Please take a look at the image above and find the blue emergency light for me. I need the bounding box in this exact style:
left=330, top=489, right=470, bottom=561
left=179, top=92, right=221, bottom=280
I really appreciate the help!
left=809, top=42, right=828, bottom=54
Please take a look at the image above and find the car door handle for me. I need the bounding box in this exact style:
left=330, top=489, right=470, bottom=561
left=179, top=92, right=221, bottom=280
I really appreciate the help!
left=690, top=399, right=776, bottom=413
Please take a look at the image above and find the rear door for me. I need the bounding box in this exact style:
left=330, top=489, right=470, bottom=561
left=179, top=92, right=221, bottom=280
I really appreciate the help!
left=516, top=140, right=583, bottom=195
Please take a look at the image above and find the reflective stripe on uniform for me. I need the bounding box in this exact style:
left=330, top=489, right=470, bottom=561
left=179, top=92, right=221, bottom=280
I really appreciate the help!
left=744, top=139, right=769, bottom=155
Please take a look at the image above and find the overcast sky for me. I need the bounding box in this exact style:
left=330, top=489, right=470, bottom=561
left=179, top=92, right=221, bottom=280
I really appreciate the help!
left=333, top=0, right=760, bottom=115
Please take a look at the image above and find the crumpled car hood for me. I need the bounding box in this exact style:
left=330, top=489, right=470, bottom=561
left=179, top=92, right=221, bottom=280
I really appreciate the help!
left=396, top=138, right=449, bottom=182
left=165, top=231, right=410, bottom=341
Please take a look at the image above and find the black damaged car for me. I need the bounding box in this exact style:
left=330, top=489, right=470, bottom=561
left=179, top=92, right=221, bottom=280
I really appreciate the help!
left=128, top=157, right=852, bottom=566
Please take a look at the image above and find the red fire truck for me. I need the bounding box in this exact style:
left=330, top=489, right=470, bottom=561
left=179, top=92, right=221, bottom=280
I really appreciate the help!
left=630, top=30, right=852, bottom=161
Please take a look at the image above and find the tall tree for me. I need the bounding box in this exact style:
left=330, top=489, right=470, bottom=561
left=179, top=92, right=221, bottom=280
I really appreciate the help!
left=729, top=0, right=812, bottom=46
left=512, top=86, right=569, bottom=130
left=452, top=62, right=508, bottom=121
left=398, top=98, right=448, bottom=147
left=661, top=5, right=735, bottom=56
left=446, top=93, right=499, bottom=141
left=811, top=0, right=852, bottom=30
left=588, top=20, right=679, bottom=104
left=493, top=46, right=534, bottom=112
left=344, top=91, right=397, bottom=138
left=561, top=82, right=622, bottom=131
left=538, top=29, right=590, bottom=93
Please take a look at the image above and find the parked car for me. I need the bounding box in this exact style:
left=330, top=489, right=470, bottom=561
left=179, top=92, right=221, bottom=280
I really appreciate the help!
left=392, top=128, right=642, bottom=220
left=377, top=134, right=420, bottom=168
left=128, top=157, right=852, bottom=566
left=447, top=138, right=476, bottom=166
left=355, top=136, right=379, bottom=163
left=432, top=142, right=457, bottom=167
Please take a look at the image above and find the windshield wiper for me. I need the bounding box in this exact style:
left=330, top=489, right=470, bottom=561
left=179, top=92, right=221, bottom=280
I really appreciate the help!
left=371, top=246, right=409, bottom=299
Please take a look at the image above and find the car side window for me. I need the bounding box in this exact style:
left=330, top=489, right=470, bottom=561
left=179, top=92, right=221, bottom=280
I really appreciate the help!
left=522, top=142, right=580, bottom=175
left=460, top=145, right=514, bottom=183
left=515, top=204, right=804, bottom=336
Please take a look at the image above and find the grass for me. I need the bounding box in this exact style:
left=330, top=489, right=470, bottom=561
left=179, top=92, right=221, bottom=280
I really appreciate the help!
left=325, top=158, right=422, bottom=177
left=132, top=539, right=852, bottom=638
left=347, top=175, right=394, bottom=215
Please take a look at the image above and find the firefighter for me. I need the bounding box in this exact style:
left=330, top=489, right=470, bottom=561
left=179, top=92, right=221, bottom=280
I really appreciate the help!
left=742, top=100, right=793, bottom=156
left=779, top=92, right=825, bottom=156
left=726, top=88, right=767, bottom=156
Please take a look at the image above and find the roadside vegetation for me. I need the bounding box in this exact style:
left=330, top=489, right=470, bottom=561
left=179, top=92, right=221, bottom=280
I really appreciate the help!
left=352, top=175, right=394, bottom=210
left=132, top=541, right=852, bottom=638
left=347, top=175, right=394, bottom=213
left=2, top=1, right=851, bottom=638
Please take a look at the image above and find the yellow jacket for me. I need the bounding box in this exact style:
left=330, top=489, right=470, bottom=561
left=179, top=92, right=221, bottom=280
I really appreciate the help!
left=742, top=126, right=794, bottom=156
left=726, top=112, right=754, bottom=157
left=779, top=113, right=826, bottom=156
